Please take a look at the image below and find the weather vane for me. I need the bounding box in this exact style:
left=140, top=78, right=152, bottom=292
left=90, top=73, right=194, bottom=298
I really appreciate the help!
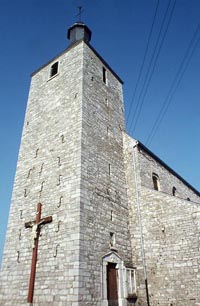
left=76, top=6, right=84, bottom=22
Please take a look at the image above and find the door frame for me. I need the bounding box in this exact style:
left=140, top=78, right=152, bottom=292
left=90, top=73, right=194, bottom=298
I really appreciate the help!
left=101, top=251, right=126, bottom=306
left=107, top=262, right=118, bottom=305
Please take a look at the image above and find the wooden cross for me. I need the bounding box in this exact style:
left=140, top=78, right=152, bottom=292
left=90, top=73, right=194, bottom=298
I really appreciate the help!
left=25, top=202, right=52, bottom=303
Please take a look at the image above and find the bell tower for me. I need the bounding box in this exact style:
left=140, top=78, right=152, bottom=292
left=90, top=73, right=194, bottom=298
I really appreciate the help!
left=0, top=21, right=135, bottom=306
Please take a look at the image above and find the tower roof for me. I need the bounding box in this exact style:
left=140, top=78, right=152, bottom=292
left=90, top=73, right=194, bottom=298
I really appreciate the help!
left=67, top=22, right=92, bottom=45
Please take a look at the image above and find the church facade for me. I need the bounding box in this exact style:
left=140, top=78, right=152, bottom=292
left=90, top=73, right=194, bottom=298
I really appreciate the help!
left=0, top=23, right=200, bottom=306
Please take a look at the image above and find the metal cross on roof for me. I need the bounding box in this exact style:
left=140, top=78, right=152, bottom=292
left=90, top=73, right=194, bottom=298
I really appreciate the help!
left=76, top=6, right=84, bottom=22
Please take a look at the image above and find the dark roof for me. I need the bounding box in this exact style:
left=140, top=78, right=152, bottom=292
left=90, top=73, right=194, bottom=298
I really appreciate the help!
left=67, top=22, right=92, bottom=41
left=31, top=40, right=123, bottom=84
left=136, top=140, right=200, bottom=196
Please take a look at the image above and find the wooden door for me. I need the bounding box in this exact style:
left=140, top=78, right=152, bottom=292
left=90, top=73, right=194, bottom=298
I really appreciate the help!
left=107, top=263, right=119, bottom=306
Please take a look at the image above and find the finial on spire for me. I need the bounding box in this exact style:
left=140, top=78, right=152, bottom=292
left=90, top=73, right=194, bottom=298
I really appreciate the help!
left=67, top=7, right=92, bottom=46
left=76, top=6, right=84, bottom=22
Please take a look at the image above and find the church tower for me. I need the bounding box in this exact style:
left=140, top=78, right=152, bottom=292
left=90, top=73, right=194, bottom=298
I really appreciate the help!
left=0, top=22, right=136, bottom=306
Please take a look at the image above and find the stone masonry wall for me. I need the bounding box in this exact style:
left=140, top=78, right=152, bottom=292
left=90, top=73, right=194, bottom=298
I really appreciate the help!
left=0, top=42, right=84, bottom=306
left=77, top=43, right=133, bottom=305
left=139, top=188, right=200, bottom=306
left=123, top=134, right=200, bottom=306
left=138, top=147, right=200, bottom=203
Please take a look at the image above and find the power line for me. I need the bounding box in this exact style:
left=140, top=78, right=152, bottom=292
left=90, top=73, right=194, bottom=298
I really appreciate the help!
left=146, top=31, right=200, bottom=146
left=130, top=0, right=176, bottom=134
left=127, top=0, right=173, bottom=133
left=146, top=24, right=200, bottom=146
left=128, top=0, right=176, bottom=135
left=126, top=0, right=160, bottom=129
left=131, top=0, right=176, bottom=134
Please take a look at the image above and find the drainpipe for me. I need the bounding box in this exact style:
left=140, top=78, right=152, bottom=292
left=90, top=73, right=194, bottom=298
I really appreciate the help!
left=132, top=142, right=150, bottom=306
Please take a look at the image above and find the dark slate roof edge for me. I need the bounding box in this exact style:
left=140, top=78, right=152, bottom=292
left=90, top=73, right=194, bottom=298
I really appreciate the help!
left=31, top=40, right=123, bottom=84
left=31, top=40, right=82, bottom=77
left=136, top=140, right=200, bottom=196
left=84, top=41, right=123, bottom=84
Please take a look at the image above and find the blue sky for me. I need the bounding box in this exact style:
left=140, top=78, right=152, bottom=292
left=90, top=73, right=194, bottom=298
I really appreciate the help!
left=0, top=0, right=200, bottom=264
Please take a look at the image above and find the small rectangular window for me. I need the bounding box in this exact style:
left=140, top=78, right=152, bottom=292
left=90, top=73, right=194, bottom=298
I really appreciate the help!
left=50, top=62, right=58, bottom=78
left=103, top=67, right=107, bottom=84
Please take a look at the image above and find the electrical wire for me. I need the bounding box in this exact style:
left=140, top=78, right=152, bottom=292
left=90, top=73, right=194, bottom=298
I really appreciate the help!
left=131, top=0, right=176, bottom=134
left=146, top=24, right=200, bottom=146
left=128, top=0, right=173, bottom=133
left=126, top=0, right=160, bottom=130
left=128, top=0, right=176, bottom=135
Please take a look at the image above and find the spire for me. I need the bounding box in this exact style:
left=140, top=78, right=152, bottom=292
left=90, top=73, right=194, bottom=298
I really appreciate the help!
left=67, top=7, right=92, bottom=46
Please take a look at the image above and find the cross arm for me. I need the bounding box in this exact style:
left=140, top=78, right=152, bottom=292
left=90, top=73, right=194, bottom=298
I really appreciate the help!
left=24, top=216, right=52, bottom=229
left=39, top=216, right=52, bottom=226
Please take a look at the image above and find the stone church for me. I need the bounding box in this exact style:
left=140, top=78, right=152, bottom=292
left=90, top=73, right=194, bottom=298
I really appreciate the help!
left=0, top=22, right=200, bottom=306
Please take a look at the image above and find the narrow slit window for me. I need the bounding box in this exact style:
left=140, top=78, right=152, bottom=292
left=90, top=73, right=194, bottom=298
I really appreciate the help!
left=108, top=163, right=111, bottom=176
left=103, top=67, right=107, bottom=84
left=50, top=62, right=58, bottom=78
left=110, top=210, right=113, bottom=221
left=172, top=186, right=176, bottom=196
left=107, top=126, right=109, bottom=136
left=152, top=173, right=160, bottom=191
left=109, top=232, right=116, bottom=248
